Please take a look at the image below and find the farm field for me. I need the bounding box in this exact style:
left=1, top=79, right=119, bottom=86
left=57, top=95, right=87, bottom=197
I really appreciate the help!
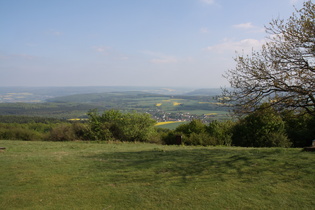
left=0, top=87, right=230, bottom=122
left=1, top=140, right=314, bottom=209
left=155, top=121, right=187, bottom=129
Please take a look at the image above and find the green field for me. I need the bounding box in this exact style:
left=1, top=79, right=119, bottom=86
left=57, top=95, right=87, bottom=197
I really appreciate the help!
left=1, top=140, right=314, bottom=209
left=0, top=91, right=230, bottom=122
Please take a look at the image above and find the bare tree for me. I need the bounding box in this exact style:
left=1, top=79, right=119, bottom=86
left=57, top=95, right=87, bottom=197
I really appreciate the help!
left=222, top=1, right=315, bottom=116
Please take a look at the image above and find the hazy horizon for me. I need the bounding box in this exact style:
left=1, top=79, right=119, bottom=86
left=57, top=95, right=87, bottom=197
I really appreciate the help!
left=1, top=0, right=304, bottom=87
left=0, top=85, right=222, bottom=89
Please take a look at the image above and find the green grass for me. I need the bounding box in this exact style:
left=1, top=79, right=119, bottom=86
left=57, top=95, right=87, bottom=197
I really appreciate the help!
left=1, top=140, right=314, bottom=209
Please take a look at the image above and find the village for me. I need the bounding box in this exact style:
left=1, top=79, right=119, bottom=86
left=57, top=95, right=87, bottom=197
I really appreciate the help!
left=146, top=109, right=222, bottom=124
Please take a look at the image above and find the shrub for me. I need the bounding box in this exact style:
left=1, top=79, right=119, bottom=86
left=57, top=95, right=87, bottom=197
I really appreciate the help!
left=161, top=130, right=183, bottom=145
left=183, top=132, right=218, bottom=146
left=263, top=132, right=292, bottom=148
left=47, top=123, right=76, bottom=141
left=0, top=124, right=42, bottom=141
left=12, top=128, right=42, bottom=141
left=281, top=110, right=315, bottom=147
left=206, top=120, right=234, bottom=146
left=87, top=109, right=157, bottom=142
left=232, top=104, right=291, bottom=147
left=175, top=119, right=206, bottom=136
left=71, top=122, right=91, bottom=141
left=117, top=111, right=157, bottom=142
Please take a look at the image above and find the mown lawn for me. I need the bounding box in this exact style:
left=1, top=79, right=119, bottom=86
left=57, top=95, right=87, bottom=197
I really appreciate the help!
left=0, top=140, right=314, bottom=209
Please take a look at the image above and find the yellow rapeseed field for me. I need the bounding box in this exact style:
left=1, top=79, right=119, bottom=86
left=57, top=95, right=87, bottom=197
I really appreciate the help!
left=68, top=118, right=81, bottom=121
left=199, top=102, right=225, bottom=105
left=155, top=121, right=179, bottom=126
left=205, top=113, right=218, bottom=116
left=68, top=118, right=87, bottom=121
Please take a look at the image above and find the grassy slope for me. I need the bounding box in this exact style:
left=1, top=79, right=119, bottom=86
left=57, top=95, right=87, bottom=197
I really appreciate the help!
left=0, top=140, right=314, bottom=209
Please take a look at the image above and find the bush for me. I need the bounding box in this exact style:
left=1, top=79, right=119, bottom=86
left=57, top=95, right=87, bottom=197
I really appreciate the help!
left=0, top=124, right=42, bottom=141
left=161, top=130, right=183, bottom=145
left=232, top=104, right=291, bottom=147
left=46, top=122, right=94, bottom=141
left=263, top=132, right=292, bottom=148
left=87, top=109, right=157, bottom=142
left=175, top=119, right=206, bottom=136
left=172, top=119, right=229, bottom=146
left=70, top=122, right=91, bottom=141
left=47, top=123, right=77, bottom=141
left=162, top=119, right=233, bottom=146
left=117, top=112, right=157, bottom=142
left=183, top=132, right=218, bottom=146
left=281, top=110, right=315, bottom=147
left=206, top=120, right=234, bottom=146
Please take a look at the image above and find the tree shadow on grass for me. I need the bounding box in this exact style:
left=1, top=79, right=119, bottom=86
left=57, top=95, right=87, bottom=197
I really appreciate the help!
left=85, top=148, right=314, bottom=185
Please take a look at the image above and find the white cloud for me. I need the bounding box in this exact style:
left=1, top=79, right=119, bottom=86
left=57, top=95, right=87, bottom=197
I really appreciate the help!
left=93, top=46, right=112, bottom=56
left=201, top=0, right=215, bottom=5
left=206, top=38, right=266, bottom=54
left=233, top=22, right=255, bottom=29
left=200, top=27, right=210, bottom=34
left=233, top=22, right=265, bottom=33
left=95, top=47, right=105, bottom=52
left=150, top=57, right=178, bottom=64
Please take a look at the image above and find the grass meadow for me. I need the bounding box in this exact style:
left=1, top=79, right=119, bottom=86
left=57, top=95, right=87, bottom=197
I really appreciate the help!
left=1, top=140, right=314, bottom=209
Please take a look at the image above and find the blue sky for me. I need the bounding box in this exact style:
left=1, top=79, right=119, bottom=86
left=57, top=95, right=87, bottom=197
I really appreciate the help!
left=0, top=0, right=305, bottom=87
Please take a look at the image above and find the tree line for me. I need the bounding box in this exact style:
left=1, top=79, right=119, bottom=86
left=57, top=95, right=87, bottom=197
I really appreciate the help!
left=162, top=104, right=314, bottom=147
left=0, top=106, right=314, bottom=147
left=0, top=110, right=159, bottom=143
